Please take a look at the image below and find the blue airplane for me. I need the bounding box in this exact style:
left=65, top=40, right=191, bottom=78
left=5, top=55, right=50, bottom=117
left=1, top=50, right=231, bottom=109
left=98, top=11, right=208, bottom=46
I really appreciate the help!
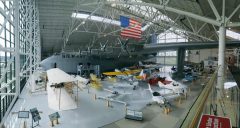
left=182, top=72, right=197, bottom=82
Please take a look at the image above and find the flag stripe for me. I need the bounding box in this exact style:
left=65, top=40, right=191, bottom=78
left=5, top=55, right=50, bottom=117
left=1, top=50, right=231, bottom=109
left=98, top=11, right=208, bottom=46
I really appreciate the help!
left=121, top=34, right=141, bottom=39
left=120, top=16, right=142, bottom=39
left=121, top=29, right=142, bottom=34
left=121, top=31, right=141, bottom=37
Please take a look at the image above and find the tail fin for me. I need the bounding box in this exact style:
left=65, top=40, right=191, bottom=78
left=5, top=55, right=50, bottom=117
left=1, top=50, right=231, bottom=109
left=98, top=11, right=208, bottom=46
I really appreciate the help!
left=139, top=70, right=144, bottom=76
left=158, top=81, right=164, bottom=88
left=90, top=74, right=97, bottom=80
left=148, top=84, right=153, bottom=93
left=140, top=70, right=147, bottom=80
left=135, top=70, right=147, bottom=80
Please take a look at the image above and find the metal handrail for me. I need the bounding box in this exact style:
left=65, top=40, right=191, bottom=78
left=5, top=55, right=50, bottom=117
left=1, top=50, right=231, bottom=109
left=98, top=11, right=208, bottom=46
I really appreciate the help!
left=180, top=69, right=218, bottom=128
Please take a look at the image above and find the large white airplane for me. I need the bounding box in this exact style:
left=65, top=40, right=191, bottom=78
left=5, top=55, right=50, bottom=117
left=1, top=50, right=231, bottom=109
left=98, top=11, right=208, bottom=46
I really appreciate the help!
left=148, top=84, right=167, bottom=105
left=158, top=80, right=187, bottom=95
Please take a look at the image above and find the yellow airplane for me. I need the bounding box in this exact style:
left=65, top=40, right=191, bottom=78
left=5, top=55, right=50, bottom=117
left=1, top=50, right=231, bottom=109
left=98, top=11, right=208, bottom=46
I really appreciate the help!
left=102, top=69, right=141, bottom=76
left=103, top=69, right=144, bottom=84
left=90, top=74, right=102, bottom=90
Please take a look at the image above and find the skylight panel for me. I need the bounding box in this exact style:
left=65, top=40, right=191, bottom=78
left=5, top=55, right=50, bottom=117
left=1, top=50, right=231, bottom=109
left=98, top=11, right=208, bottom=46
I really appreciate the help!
left=72, top=12, right=148, bottom=31
left=226, top=30, right=240, bottom=40
left=72, top=12, right=120, bottom=26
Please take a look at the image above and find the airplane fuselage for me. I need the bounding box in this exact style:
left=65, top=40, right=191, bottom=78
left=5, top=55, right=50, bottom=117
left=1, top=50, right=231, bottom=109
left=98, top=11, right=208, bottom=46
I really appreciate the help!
left=40, top=55, right=148, bottom=74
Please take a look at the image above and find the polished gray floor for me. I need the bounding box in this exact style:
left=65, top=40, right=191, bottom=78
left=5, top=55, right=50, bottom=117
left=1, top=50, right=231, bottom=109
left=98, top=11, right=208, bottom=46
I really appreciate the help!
left=102, top=79, right=204, bottom=128
left=3, top=69, right=204, bottom=128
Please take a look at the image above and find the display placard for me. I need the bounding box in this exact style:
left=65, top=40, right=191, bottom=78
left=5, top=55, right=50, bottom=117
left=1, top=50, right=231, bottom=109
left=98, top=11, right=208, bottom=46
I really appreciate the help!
left=198, top=114, right=231, bottom=128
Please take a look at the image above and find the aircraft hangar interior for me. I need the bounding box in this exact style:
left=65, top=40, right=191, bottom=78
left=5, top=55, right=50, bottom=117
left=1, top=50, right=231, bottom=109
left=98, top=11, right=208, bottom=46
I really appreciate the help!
left=0, top=0, right=240, bottom=128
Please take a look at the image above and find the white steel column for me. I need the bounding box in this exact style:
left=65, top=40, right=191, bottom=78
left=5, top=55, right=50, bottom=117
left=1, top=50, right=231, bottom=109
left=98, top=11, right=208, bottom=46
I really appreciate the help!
left=29, top=3, right=33, bottom=76
left=217, top=0, right=226, bottom=90
left=33, top=1, right=36, bottom=71
left=0, top=0, right=20, bottom=127
left=14, top=0, right=20, bottom=95
left=217, top=26, right=226, bottom=89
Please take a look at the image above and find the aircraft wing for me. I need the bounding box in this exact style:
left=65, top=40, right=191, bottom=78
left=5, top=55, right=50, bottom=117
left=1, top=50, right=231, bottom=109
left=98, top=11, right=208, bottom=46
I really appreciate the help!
left=123, top=69, right=141, bottom=75
left=102, top=72, right=126, bottom=76
left=90, top=74, right=99, bottom=81
left=164, top=94, right=180, bottom=102
left=103, top=69, right=141, bottom=76
left=135, top=75, right=144, bottom=80
left=47, top=68, right=76, bottom=84
left=161, top=80, right=172, bottom=85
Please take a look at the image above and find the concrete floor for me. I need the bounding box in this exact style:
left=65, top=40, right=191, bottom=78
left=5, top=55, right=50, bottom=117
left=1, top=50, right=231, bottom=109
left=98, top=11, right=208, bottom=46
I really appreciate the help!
left=101, top=79, right=205, bottom=128
left=3, top=69, right=205, bottom=128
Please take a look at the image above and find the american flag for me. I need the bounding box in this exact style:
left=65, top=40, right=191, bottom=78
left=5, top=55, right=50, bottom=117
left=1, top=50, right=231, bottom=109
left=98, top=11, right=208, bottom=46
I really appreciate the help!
left=120, top=16, right=142, bottom=40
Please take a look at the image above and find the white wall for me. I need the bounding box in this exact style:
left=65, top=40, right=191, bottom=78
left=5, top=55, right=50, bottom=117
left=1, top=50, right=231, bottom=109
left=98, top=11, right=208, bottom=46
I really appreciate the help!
left=187, top=49, right=218, bottom=63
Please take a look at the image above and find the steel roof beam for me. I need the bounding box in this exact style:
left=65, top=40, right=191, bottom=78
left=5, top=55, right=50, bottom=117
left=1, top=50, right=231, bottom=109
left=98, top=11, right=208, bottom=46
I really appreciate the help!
left=99, top=0, right=221, bottom=26
left=226, top=4, right=240, bottom=22
left=143, top=41, right=240, bottom=52
left=207, top=0, right=221, bottom=21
